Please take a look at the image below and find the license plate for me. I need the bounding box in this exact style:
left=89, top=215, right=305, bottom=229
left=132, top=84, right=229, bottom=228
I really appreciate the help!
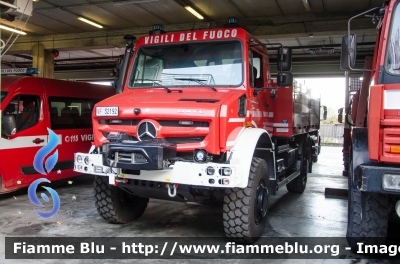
left=133, top=153, right=147, bottom=163
left=96, top=107, right=118, bottom=116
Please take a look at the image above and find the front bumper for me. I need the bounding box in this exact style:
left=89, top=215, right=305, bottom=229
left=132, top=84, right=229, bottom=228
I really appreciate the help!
left=355, top=164, right=400, bottom=194
left=74, top=152, right=241, bottom=188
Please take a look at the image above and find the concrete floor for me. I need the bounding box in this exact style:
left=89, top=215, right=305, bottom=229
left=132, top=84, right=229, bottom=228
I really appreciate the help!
left=0, top=146, right=396, bottom=263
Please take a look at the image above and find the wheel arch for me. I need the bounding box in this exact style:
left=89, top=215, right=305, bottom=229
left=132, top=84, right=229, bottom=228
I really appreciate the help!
left=229, top=128, right=275, bottom=188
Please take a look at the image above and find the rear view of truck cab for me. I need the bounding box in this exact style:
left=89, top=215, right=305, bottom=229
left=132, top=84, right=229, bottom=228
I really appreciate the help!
left=75, top=21, right=323, bottom=243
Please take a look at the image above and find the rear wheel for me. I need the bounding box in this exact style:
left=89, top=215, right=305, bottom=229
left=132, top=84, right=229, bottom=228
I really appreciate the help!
left=94, top=176, right=149, bottom=224
left=287, top=137, right=311, bottom=193
left=223, top=157, right=270, bottom=243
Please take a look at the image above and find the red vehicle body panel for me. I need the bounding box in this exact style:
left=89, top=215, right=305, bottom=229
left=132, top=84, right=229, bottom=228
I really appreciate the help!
left=368, top=0, right=400, bottom=164
left=0, top=76, right=115, bottom=193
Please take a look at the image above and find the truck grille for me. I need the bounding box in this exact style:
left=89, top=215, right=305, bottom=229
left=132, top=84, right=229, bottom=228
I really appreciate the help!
left=165, top=137, right=205, bottom=144
left=99, top=119, right=209, bottom=127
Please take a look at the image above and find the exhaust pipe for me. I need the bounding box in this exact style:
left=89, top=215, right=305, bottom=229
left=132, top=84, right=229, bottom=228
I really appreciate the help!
left=396, top=200, right=400, bottom=217
left=114, top=34, right=136, bottom=94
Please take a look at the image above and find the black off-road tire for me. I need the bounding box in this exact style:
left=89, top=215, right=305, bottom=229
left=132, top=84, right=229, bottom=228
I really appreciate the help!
left=346, top=164, right=388, bottom=252
left=223, top=157, right=270, bottom=244
left=286, top=138, right=311, bottom=193
left=94, top=176, right=149, bottom=224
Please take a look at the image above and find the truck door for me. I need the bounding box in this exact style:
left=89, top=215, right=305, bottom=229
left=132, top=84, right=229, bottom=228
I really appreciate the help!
left=0, top=93, right=48, bottom=191
left=248, top=48, right=268, bottom=129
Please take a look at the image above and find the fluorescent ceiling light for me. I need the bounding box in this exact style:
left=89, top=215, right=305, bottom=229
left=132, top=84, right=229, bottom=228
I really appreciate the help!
left=184, top=6, right=204, bottom=20
left=302, top=0, right=311, bottom=11
left=0, top=24, right=26, bottom=35
left=113, top=0, right=159, bottom=6
left=78, top=17, right=103, bottom=28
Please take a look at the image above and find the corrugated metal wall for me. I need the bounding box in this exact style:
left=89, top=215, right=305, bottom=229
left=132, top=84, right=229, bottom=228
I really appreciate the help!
left=320, top=124, right=344, bottom=144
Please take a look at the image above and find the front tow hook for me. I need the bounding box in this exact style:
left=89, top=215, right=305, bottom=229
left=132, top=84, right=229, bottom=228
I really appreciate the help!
left=166, top=183, right=178, bottom=198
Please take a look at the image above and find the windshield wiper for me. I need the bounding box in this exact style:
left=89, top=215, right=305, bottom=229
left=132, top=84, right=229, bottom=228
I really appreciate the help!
left=173, top=78, right=217, bottom=91
left=135, top=79, right=182, bottom=93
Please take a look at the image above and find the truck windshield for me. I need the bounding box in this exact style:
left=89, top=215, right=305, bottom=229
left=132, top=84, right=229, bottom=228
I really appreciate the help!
left=0, top=91, right=7, bottom=103
left=386, top=1, right=400, bottom=75
left=128, top=41, right=243, bottom=88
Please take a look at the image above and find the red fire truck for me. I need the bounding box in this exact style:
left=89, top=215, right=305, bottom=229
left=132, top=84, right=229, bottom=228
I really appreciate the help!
left=0, top=76, right=115, bottom=193
left=341, top=0, right=400, bottom=250
left=75, top=21, right=324, bottom=242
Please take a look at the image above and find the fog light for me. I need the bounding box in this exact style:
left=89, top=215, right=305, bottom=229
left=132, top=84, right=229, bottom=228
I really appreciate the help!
left=207, top=166, right=215, bottom=175
left=76, top=155, right=82, bottom=163
left=84, top=167, right=88, bottom=172
left=194, top=149, right=207, bottom=162
left=78, top=165, right=83, bottom=171
left=383, top=173, right=400, bottom=190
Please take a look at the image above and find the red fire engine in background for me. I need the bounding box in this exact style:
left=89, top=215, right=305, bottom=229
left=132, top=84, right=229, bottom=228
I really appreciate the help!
left=75, top=20, right=325, bottom=242
left=341, top=0, right=400, bottom=250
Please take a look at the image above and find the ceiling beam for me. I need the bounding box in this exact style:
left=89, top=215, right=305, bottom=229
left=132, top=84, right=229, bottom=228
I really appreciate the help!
left=3, top=11, right=376, bottom=54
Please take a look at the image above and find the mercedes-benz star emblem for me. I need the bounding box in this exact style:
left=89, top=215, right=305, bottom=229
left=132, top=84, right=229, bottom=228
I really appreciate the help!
left=137, top=121, right=157, bottom=141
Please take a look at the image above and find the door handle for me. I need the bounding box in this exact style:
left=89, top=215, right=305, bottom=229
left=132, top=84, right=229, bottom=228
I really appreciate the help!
left=33, top=138, right=45, bottom=144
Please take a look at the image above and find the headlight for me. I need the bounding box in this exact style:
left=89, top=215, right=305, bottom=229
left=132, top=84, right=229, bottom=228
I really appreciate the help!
left=76, top=155, right=82, bottom=163
left=194, top=149, right=207, bottom=162
left=207, top=166, right=215, bottom=175
left=223, top=167, right=232, bottom=176
left=77, top=165, right=83, bottom=171
left=220, top=167, right=232, bottom=176
left=383, top=173, right=400, bottom=190
left=84, top=156, right=90, bottom=165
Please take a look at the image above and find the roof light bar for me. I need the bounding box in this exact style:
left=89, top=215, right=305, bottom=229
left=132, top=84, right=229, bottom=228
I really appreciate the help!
left=0, top=24, right=26, bottom=35
left=77, top=17, right=103, bottom=28
left=184, top=6, right=204, bottom=20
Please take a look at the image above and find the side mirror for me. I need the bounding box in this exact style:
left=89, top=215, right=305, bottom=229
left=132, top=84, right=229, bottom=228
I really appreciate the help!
left=340, top=34, right=357, bottom=70
left=277, top=47, right=292, bottom=72
left=322, top=105, right=327, bottom=120
left=277, top=72, right=293, bottom=87
left=1, top=115, right=16, bottom=137
left=338, top=107, right=344, bottom=123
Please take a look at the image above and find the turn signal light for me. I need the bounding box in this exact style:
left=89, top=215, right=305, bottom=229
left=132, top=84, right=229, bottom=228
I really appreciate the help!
left=390, top=146, right=400, bottom=154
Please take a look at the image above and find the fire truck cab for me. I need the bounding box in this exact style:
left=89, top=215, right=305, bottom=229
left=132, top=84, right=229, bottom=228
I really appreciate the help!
left=75, top=22, right=324, bottom=243
left=341, top=0, right=400, bottom=251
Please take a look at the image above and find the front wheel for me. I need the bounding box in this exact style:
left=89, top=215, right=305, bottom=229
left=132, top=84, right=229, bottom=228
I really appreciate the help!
left=94, top=176, right=149, bottom=224
left=223, top=157, right=270, bottom=243
left=346, top=177, right=388, bottom=251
